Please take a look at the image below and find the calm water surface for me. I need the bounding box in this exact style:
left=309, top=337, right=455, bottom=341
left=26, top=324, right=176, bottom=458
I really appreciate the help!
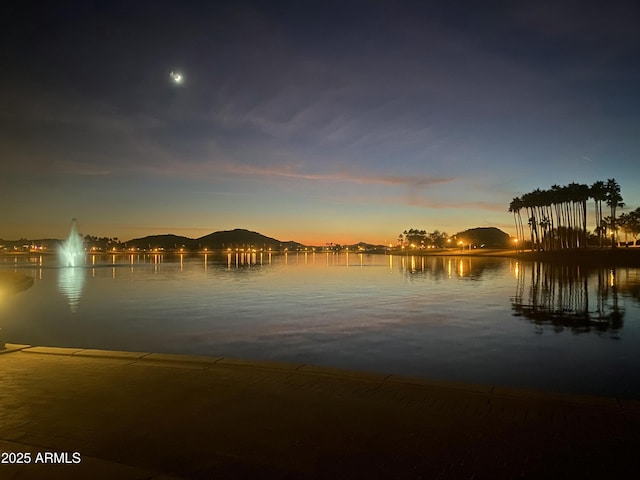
left=2, top=252, right=639, bottom=398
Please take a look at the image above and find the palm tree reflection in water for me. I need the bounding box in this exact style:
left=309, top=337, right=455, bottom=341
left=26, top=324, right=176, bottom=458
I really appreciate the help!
left=512, top=262, right=624, bottom=334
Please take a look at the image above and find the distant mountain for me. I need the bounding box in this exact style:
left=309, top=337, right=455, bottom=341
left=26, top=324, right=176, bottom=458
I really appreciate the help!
left=123, top=229, right=303, bottom=251
left=196, top=229, right=303, bottom=250
left=124, top=234, right=196, bottom=250
left=453, top=227, right=510, bottom=248
left=350, top=241, right=387, bottom=252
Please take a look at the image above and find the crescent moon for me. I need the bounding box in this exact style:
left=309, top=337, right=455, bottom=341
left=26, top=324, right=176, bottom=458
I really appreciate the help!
left=170, top=71, right=183, bottom=83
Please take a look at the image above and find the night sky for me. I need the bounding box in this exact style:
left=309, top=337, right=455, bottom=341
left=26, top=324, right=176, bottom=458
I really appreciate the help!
left=2, top=0, right=639, bottom=245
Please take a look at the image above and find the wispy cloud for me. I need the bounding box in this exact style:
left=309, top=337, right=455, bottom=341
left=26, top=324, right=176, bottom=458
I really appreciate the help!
left=400, top=194, right=506, bottom=213
left=1, top=86, right=169, bottom=175
left=217, top=162, right=455, bottom=188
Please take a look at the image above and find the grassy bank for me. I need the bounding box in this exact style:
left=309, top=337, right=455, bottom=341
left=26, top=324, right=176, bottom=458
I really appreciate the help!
left=0, top=271, right=34, bottom=293
left=512, top=247, right=640, bottom=267
left=393, top=247, right=640, bottom=267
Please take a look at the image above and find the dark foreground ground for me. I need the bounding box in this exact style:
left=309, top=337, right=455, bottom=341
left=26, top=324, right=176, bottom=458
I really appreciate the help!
left=1, top=344, right=639, bottom=480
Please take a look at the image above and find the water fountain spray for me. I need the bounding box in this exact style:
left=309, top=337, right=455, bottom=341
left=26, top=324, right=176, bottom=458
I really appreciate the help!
left=59, top=218, right=85, bottom=267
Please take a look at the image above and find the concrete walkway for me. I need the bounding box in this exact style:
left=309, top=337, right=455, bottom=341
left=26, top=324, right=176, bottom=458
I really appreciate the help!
left=1, top=345, right=639, bottom=480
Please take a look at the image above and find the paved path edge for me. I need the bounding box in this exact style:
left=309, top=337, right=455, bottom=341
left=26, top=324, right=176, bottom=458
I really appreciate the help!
left=4, top=343, right=638, bottom=411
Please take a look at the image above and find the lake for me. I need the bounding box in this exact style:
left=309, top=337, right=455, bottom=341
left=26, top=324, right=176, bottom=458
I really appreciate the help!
left=1, top=252, right=639, bottom=398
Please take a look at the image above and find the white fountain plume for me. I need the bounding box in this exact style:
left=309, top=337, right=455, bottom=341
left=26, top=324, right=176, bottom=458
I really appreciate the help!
left=59, top=218, right=85, bottom=267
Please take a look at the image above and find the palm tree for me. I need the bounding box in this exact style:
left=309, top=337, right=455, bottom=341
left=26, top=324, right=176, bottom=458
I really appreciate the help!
left=591, top=181, right=607, bottom=247
left=521, top=192, right=539, bottom=250
left=510, top=180, right=626, bottom=251
left=509, top=197, right=526, bottom=250
left=561, top=184, right=576, bottom=248
left=563, top=183, right=589, bottom=248
left=550, top=184, right=565, bottom=249
left=541, top=188, right=556, bottom=250
left=605, top=178, right=625, bottom=249
left=575, top=183, right=591, bottom=248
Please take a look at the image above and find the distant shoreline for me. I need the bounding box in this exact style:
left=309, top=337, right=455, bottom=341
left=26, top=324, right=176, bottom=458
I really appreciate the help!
left=2, top=247, right=640, bottom=267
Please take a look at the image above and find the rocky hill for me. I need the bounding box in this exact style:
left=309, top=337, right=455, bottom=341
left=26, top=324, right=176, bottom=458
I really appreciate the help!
left=453, top=227, right=510, bottom=248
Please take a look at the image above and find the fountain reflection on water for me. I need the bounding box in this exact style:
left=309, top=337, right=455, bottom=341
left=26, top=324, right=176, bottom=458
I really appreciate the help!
left=58, top=267, right=86, bottom=313
left=58, top=218, right=86, bottom=312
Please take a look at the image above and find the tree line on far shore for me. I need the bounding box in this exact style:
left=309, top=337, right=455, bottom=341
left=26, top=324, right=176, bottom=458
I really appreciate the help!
left=397, top=229, right=449, bottom=248
left=509, top=178, right=640, bottom=251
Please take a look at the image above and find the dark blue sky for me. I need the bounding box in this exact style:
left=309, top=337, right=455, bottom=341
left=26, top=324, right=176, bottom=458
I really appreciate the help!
left=2, top=0, right=639, bottom=243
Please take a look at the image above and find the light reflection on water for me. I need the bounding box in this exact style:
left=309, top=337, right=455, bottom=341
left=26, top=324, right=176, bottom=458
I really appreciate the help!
left=512, top=263, right=626, bottom=335
left=1, top=253, right=640, bottom=398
